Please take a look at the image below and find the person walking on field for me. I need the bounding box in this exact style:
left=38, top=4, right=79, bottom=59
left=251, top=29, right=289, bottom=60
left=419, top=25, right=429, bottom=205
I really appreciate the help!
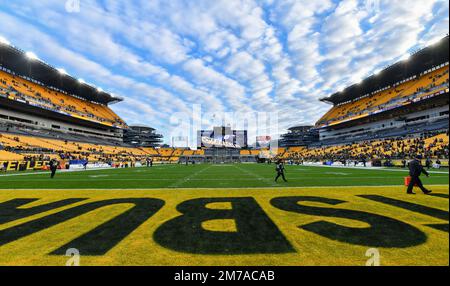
left=407, top=155, right=432, bottom=195
left=49, top=158, right=59, bottom=179
left=275, top=160, right=287, bottom=183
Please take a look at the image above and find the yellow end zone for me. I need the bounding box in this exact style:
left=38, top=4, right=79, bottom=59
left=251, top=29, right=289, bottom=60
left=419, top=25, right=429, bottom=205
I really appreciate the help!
left=0, top=186, right=448, bottom=266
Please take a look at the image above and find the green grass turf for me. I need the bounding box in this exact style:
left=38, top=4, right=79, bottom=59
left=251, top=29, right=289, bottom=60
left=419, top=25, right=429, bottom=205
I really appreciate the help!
left=0, top=164, right=448, bottom=189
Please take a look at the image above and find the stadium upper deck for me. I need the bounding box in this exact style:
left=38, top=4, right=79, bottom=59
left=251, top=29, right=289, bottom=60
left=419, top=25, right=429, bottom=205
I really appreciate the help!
left=317, top=65, right=449, bottom=127
left=0, top=42, right=126, bottom=129
left=317, top=36, right=449, bottom=128
left=0, top=70, right=126, bottom=128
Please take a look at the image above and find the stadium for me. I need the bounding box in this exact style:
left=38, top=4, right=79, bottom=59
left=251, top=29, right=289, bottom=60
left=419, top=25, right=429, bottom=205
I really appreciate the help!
left=0, top=1, right=448, bottom=268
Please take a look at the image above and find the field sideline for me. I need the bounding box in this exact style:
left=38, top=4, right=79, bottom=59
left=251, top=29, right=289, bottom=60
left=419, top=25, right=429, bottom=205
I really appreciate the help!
left=0, top=164, right=448, bottom=266
left=0, top=164, right=448, bottom=189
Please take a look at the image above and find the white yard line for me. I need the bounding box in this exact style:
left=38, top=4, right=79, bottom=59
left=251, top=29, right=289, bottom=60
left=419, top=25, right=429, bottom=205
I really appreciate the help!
left=167, top=165, right=213, bottom=188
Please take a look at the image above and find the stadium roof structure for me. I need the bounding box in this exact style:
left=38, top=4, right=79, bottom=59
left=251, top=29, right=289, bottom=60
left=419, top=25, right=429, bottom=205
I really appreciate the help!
left=321, top=35, right=449, bottom=105
left=129, top=124, right=156, bottom=130
left=287, top=125, right=314, bottom=131
left=0, top=41, right=123, bottom=105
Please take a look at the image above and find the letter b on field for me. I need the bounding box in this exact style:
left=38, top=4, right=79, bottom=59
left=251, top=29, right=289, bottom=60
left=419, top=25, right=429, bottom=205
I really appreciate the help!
left=153, top=197, right=294, bottom=254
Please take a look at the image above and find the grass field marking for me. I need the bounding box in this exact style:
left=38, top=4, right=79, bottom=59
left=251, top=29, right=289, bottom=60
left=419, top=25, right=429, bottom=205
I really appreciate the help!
left=0, top=164, right=178, bottom=178
left=0, top=171, right=51, bottom=177
left=0, top=167, right=124, bottom=177
left=0, top=164, right=447, bottom=178
left=167, top=165, right=213, bottom=188
left=3, top=184, right=446, bottom=191
left=232, top=164, right=278, bottom=187
left=324, top=172, right=350, bottom=176
left=88, top=175, right=110, bottom=178
left=299, top=164, right=449, bottom=174
left=1, top=164, right=448, bottom=189
left=2, top=176, right=447, bottom=182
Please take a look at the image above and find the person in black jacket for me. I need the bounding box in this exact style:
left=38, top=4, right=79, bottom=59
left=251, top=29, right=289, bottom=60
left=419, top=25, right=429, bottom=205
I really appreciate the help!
left=407, top=155, right=432, bottom=195
left=275, top=160, right=287, bottom=183
left=49, top=158, right=59, bottom=179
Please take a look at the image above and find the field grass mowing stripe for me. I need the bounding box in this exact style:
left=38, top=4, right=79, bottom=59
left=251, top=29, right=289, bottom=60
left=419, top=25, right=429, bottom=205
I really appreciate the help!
left=1, top=164, right=447, bottom=189
left=0, top=165, right=447, bottom=178
left=232, top=164, right=278, bottom=187
left=1, top=184, right=447, bottom=191
left=0, top=165, right=178, bottom=177
left=1, top=176, right=447, bottom=182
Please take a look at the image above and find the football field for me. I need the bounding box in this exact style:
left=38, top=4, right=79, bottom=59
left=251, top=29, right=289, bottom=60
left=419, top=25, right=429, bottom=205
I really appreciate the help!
left=0, top=164, right=448, bottom=266
left=1, top=163, right=449, bottom=189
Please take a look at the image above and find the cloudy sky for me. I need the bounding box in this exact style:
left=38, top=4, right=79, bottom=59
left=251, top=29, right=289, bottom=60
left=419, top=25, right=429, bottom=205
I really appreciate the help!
left=0, top=0, right=448, bottom=145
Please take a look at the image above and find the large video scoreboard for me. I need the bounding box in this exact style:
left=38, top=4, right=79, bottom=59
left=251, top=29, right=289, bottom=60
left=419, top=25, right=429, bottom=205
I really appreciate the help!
left=197, top=127, right=248, bottom=149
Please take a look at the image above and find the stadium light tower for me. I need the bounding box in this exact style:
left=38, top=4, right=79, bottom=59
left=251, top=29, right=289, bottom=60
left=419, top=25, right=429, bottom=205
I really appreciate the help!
left=25, top=51, right=39, bottom=61
left=97, top=87, right=104, bottom=92
left=78, top=78, right=86, bottom=84
left=0, top=35, right=10, bottom=46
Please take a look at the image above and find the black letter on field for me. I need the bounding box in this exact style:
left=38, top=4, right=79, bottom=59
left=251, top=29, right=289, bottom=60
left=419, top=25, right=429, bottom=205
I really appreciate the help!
left=0, top=198, right=87, bottom=224
left=359, top=195, right=449, bottom=233
left=153, top=197, right=294, bottom=254
left=270, top=196, right=426, bottom=248
left=0, top=198, right=165, bottom=255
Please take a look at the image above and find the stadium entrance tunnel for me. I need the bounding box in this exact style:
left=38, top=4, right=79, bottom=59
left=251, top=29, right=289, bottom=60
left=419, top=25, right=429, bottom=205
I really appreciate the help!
left=0, top=193, right=447, bottom=257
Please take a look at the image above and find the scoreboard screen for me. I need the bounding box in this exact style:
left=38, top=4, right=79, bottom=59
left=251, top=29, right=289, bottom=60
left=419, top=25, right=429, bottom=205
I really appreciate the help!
left=198, top=127, right=248, bottom=149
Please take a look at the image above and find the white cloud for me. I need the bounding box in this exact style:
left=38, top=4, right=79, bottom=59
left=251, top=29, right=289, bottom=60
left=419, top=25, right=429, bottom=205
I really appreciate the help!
left=0, top=0, right=448, bottom=143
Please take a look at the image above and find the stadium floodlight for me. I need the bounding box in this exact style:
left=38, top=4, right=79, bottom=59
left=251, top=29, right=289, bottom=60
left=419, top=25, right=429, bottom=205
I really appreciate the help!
left=78, top=78, right=86, bottom=84
left=97, top=87, right=104, bottom=92
left=57, top=68, right=68, bottom=75
left=25, top=51, right=39, bottom=61
left=0, top=35, right=10, bottom=46
left=374, top=69, right=382, bottom=76
left=400, top=53, right=410, bottom=62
